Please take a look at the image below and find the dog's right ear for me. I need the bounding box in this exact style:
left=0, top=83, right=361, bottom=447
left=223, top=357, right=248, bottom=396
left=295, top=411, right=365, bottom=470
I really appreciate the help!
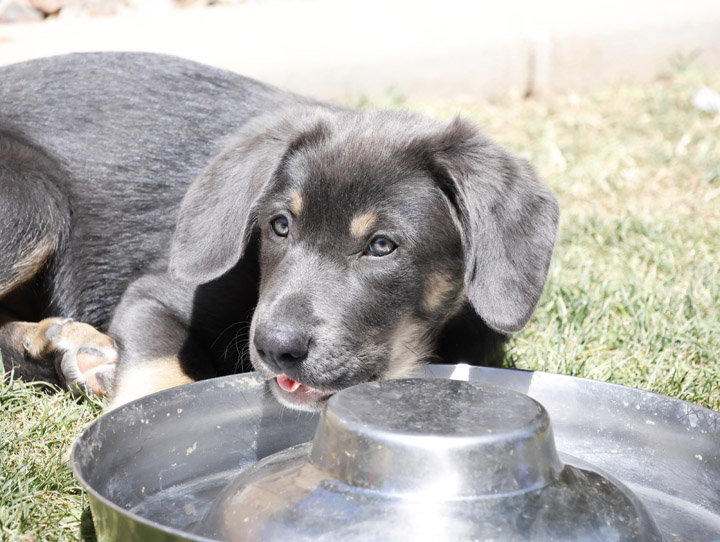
left=169, top=107, right=330, bottom=284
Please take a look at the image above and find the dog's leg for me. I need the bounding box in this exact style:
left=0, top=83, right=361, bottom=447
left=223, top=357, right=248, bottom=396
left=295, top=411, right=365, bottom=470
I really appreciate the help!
left=109, top=357, right=195, bottom=410
left=106, top=274, right=213, bottom=410
left=1, top=132, right=69, bottom=299
left=0, top=132, right=109, bottom=391
left=1, top=311, right=118, bottom=395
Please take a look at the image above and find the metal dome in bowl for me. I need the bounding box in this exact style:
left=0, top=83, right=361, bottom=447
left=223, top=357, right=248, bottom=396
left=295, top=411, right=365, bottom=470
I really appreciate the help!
left=197, top=379, right=664, bottom=541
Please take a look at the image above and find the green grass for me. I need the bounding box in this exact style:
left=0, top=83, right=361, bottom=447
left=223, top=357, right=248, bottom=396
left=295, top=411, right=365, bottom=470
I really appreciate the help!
left=2, top=62, right=719, bottom=540
left=400, top=61, right=720, bottom=411
left=0, top=375, right=104, bottom=541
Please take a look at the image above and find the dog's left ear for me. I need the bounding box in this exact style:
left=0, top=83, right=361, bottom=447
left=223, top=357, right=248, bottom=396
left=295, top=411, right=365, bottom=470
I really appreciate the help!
left=422, top=116, right=559, bottom=334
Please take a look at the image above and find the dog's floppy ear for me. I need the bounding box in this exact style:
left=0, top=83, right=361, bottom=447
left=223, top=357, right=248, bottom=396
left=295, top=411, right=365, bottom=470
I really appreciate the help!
left=169, top=107, right=328, bottom=284
left=423, top=117, right=559, bottom=334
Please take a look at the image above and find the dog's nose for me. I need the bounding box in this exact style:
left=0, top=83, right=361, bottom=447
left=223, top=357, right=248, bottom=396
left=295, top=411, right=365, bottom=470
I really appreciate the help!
left=254, top=326, right=310, bottom=374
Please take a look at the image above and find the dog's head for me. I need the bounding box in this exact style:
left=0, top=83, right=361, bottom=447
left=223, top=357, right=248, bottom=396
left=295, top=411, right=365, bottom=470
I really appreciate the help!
left=170, top=107, right=558, bottom=411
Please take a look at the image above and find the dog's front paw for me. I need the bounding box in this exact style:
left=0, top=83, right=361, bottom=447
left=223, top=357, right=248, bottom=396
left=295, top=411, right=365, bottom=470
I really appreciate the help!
left=22, top=317, right=118, bottom=396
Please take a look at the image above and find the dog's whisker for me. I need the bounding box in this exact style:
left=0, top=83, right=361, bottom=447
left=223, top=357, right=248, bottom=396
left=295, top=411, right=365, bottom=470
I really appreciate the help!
left=219, top=324, right=252, bottom=365
left=235, top=344, right=252, bottom=373
left=211, top=321, right=246, bottom=349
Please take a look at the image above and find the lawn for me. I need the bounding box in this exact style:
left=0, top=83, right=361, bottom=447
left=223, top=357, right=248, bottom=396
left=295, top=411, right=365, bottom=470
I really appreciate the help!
left=1, top=61, right=719, bottom=541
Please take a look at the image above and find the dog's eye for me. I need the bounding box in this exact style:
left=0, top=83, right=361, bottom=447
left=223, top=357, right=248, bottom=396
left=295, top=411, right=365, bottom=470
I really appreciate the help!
left=367, top=237, right=397, bottom=257
left=271, top=216, right=290, bottom=237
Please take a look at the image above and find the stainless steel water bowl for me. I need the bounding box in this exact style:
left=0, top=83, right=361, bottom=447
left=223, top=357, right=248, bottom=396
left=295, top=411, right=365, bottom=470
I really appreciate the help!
left=71, top=366, right=720, bottom=541
left=198, top=379, right=663, bottom=541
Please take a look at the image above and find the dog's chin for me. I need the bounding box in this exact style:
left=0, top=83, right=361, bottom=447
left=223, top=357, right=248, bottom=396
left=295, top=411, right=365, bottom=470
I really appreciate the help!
left=268, top=374, right=335, bottom=412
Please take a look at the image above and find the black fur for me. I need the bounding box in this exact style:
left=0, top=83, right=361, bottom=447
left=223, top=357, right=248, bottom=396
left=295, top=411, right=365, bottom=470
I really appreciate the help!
left=0, top=53, right=558, bottom=411
left=0, top=52, right=305, bottom=326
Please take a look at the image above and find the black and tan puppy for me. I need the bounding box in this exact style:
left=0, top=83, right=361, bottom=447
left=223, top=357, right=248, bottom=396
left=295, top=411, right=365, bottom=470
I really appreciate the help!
left=0, top=53, right=558, bottom=412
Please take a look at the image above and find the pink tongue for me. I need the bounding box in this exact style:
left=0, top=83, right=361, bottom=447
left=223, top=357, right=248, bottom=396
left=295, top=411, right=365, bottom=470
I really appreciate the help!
left=276, top=374, right=302, bottom=392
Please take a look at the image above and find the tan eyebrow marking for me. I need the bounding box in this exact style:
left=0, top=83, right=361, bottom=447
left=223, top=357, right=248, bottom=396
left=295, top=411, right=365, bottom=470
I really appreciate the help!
left=350, top=211, right=378, bottom=238
left=290, top=191, right=304, bottom=216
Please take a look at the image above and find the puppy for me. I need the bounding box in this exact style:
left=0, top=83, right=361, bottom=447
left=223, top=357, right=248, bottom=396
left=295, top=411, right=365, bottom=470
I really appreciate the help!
left=0, top=53, right=558, bottom=412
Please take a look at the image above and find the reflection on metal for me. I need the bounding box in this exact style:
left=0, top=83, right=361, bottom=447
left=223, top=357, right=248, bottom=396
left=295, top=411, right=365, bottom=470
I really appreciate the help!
left=200, top=380, right=663, bottom=541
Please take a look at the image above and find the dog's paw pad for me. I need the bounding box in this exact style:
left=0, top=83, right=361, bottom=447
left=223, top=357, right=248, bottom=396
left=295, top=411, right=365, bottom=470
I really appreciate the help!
left=81, top=364, right=117, bottom=397
left=75, top=345, right=116, bottom=373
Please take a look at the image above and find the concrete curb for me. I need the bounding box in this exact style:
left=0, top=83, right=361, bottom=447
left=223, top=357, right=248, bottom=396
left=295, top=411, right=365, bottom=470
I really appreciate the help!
left=1, top=0, right=719, bottom=100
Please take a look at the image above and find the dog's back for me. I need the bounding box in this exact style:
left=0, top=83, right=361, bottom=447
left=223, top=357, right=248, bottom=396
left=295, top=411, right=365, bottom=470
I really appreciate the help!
left=0, top=53, right=301, bottom=327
